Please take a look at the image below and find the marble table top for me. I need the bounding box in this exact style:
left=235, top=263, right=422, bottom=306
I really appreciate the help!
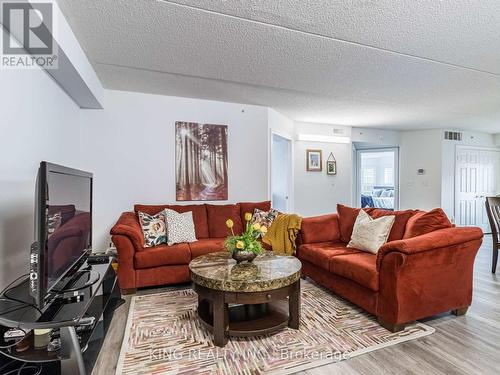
left=189, top=251, right=302, bottom=292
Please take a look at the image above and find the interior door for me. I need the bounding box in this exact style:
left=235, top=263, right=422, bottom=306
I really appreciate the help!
left=455, top=148, right=500, bottom=232
left=271, top=133, right=292, bottom=212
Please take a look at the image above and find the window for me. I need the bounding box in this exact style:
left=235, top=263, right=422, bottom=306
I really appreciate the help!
left=361, top=168, right=375, bottom=194
left=384, top=168, right=394, bottom=185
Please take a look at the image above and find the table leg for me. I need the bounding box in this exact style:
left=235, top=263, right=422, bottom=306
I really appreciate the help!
left=288, top=281, right=300, bottom=329
left=60, top=326, right=86, bottom=375
left=197, top=295, right=209, bottom=318
left=213, top=293, right=228, bottom=347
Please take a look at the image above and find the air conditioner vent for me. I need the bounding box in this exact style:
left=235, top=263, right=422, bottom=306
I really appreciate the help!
left=333, top=128, right=344, bottom=135
left=444, top=131, right=462, bottom=141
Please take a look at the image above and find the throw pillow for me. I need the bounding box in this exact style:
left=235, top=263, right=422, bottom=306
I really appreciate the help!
left=138, top=211, right=167, bottom=247
left=337, top=204, right=415, bottom=243
left=251, top=208, right=279, bottom=229
left=381, top=189, right=392, bottom=197
left=347, top=210, right=395, bottom=254
left=403, top=208, right=453, bottom=239
left=163, top=209, right=197, bottom=246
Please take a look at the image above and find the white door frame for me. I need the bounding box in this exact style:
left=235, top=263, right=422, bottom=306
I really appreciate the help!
left=269, top=130, right=294, bottom=212
left=355, top=147, right=400, bottom=209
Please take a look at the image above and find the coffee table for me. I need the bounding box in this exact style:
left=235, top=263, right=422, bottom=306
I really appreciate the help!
left=189, top=251, right=302, bottom=347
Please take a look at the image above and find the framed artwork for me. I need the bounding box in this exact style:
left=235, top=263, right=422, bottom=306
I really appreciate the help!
left=327, top=153, right=337, bottom=175
left=306, top=149, right=322, bottom=171
left=175, top=122, right=228, bottom=201
left=327, top=160, right=337, bottom=175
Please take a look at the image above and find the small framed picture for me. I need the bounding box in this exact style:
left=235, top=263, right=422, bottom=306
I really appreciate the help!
left=327, top=160, right=337, bottom=175
left=306, top=149, right=322, bottom=171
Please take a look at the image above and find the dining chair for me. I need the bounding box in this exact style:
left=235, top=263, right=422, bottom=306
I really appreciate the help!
left=485, top=197, right=500, bottom=273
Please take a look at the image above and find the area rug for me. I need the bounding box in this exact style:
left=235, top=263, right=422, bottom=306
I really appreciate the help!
left=116, top=280, right=434, bottom=375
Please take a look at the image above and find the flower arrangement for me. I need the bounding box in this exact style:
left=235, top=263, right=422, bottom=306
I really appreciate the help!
left=224, top=212, right=267, bottom=263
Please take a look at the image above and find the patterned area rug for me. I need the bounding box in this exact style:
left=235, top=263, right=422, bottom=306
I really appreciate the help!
left=116, top=280, right=434, bottom=375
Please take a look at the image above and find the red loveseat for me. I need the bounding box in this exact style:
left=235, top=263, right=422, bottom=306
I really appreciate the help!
left=297, top=205, right=483, bottom=331
left=110, top=201, right=271, bottom=294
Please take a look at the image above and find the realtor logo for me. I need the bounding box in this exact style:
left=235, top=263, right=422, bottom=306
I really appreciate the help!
left=1, top=1, right=58, bottom=69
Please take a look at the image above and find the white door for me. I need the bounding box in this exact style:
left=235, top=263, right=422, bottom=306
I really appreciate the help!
left=271, top=133, right=292, bottom=212
left=455, top=148, right=500, bottom=232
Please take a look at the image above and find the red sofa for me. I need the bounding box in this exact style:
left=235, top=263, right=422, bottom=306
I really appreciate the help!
left=110, top=201, right=271, bottom=293
left=297, top=205, right=483, bottom=331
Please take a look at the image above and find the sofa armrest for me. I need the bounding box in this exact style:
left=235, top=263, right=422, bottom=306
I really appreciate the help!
left=111, top=234, right=137, bottom=290
left=377, top=227, right=483, bottom=269
left=110, top=212, right=144, bottom=249
left=376, top=226, right=483, bottom=325
left=300, top=213, right=340, bottom=244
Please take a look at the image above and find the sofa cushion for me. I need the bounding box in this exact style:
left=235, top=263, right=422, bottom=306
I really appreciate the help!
left=206, top=204, right=243, bottom=237
left=369, top=208, right=414, bottom=242
left=300, top=214, right=340, bottom=244
left=239, top=201, right=271, bottom=224
left=297, top=241, right=361, bottom=272
left=403, top=208, right=452, bottom=239
left=134, top=204, right=209, bottom=239
left=337, top=204, right=415, bottom=243
left=189, top=238, right=226, bottom=259
left=134, top=243, right=191, bottom=269
left=330, top=252, right=379, bottom=291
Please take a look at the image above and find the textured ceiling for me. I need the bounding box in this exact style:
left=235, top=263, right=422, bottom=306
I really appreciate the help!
left=56, top=0, right=500, bottom=133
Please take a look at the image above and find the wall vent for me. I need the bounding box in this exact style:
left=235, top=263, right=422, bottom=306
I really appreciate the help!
left=444, top=131, right=462, bottom=141
left=333, top=128, right=344, bottom=135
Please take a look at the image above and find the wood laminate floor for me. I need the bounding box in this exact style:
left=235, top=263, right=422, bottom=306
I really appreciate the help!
left=92, top=235, right=500, bottom=375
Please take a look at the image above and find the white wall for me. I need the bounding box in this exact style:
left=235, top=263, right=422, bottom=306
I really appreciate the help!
left=399, top=129, right=443, bottom=210
left=294, top=122, right=352, bottom=217
left=79, top=90, right=270, bottom=250
left=495, top=133, right=500, bottom=147
left=0, top=28, right=82, bottom=288
left=351, top=127, right=401, bottom=147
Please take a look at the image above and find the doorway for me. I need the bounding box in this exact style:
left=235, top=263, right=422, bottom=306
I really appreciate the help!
left=271, top=133, right=292, bottom=212
left=455, top=147, right=500, bottom=232
left=356, top=148, right=399, bottom=210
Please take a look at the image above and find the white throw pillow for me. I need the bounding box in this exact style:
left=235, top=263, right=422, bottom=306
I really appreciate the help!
left=163, top=209, right=197, bottom=246
left=347, top=210, right=395, bottom=254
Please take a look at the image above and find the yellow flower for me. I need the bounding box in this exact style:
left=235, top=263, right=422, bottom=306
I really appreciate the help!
left=236, top=241, right=245, bottom=249
left=252, top=223, right=261, bottom=231
left=245, top=212, right=252, bottom=222
left=226, top=219, right=234, bottom=228
left=260, top=226, right=268, bottom=234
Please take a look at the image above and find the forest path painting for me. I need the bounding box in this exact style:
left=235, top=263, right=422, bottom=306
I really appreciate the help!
left=175, top=122, right=228, bottom=201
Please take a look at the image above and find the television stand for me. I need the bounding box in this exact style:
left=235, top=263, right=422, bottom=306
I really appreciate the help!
left=0, top=259, right=122, bottom=375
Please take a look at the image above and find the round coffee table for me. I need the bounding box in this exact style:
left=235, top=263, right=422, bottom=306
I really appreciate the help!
left=189, top=251, right=302, bottom=347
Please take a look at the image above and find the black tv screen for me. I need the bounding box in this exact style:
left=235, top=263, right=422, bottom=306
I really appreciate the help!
left=30, top=162, right=93, bottom=308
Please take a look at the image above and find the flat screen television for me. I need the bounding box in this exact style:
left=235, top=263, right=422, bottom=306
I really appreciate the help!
left=29, top=162, right=93, bottom=308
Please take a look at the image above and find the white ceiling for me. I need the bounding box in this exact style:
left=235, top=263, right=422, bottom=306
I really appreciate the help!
left=57, top=0, right=500, bottom=133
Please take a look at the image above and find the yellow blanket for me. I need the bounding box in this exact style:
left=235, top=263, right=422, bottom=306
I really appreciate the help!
left=263, top=214, right=302, bottom=256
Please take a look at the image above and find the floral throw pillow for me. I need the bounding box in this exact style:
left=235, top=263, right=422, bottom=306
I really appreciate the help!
left=138, top=211, right=167, bottom=248
left=163, top=209, right=197, bottom=246
left=251, top=208, right=279, bottom=229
